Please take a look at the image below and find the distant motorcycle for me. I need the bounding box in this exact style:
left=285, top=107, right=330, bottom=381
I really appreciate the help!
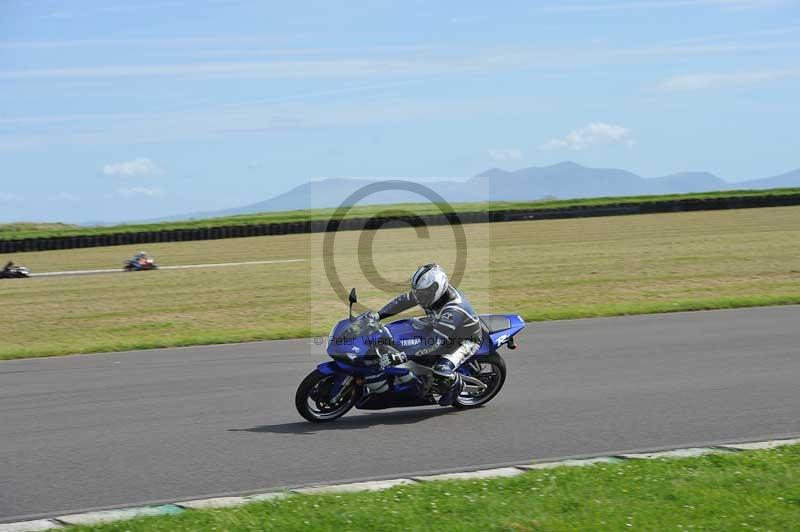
left=0, top=264, right=30, bottom=279
left=123, top=257, right=158, bottom=271
left=295, top=288, right=525, bottom=422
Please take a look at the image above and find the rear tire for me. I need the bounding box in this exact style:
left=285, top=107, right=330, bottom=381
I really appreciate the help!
left=295, top=370, right=356, bottom=423
left=453, top=353, right=506, bottom=409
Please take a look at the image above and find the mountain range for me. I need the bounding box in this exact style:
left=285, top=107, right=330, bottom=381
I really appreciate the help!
left=151, top=162, right=800, bottom=222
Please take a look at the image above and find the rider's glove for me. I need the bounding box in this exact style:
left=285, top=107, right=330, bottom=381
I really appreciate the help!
left=378, top=349, right=408, bottom=369
left=365, top=311, right=381, bottom=323
left=389, top=350, right=407, bottom=365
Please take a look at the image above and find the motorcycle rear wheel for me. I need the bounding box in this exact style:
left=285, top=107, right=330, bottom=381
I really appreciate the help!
left=295, top=370, right=356, bottom=423
left=453, top=353, right=507, bottom=409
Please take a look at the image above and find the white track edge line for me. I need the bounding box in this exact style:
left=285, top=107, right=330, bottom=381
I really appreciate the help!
left=29, top=259, right=306, bottom=277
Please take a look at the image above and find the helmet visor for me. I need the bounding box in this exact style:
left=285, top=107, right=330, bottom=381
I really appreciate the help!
left=413, top=282, right=440, bottom=308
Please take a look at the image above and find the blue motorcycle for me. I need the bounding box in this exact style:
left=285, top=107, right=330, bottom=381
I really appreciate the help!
left=295, top=288, right=526, bottom=422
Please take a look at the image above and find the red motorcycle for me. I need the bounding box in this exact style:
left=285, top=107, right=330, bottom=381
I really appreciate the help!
left=123, top=256, right=158, bottom=271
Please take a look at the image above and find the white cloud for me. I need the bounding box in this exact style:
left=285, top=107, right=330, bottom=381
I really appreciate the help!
left=542, top=123, right=634, bottom=151
left=658, top=69, right=800, bottom=91
left=102, top=158, right=163, bottom=177
left=115, top=187, right=163, bottom=198
left=488, top=149, right=523, bottom=161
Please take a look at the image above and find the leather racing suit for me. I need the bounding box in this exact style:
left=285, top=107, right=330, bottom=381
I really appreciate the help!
left=378, top=285, right=483, bottom=379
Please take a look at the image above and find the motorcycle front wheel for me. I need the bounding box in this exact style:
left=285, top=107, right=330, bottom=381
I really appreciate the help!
left=295, top=370, right=356, bottom=423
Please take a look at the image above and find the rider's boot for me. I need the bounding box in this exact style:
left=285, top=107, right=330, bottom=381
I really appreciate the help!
left=433, top=359, right=463, bottom=406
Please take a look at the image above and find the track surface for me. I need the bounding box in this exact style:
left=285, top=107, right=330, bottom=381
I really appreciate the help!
left=1, top=306, right=798, bottom=523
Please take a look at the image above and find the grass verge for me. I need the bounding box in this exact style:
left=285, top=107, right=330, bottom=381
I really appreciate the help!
left=2, top=206, right=800, bottom=361
left=3, top=295, right=800, bottom=361
left=71, top=445, right=800, bottom=531
left=2, top=187, right=799, bottom=240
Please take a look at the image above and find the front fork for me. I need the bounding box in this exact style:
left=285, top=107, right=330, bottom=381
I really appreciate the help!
left=329, top=375, right=354, bottom=404
left=317, top=362, right=360, bottom=403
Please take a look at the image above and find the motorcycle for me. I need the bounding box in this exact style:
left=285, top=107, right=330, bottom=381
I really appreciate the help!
left=123, top=257, right=158, bottom=271
left=0, top=264, right=30, bottom=279
left=295, top=288, right=525, bottom=422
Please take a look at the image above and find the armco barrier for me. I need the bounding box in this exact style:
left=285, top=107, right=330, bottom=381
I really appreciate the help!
left=2, top=192, right=800, bottom=254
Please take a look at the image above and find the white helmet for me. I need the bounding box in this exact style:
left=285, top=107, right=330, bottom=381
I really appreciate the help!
left=411, top=264, right=449, bottom=308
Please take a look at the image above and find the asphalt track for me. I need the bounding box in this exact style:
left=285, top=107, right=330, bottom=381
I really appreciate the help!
left=1, top=305, right=798, bottom=523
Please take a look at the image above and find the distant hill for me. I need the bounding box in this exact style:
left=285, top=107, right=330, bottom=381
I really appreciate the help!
left=470, top=161, right=648, bottom=200
left=737, top=168, right=800, bottom=190
left=147, top=162, right=800, bottom=222
left=648, top=172, right=728, bottom=193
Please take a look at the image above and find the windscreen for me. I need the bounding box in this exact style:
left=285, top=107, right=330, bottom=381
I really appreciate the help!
left=340, top=312, right=380, bottom=341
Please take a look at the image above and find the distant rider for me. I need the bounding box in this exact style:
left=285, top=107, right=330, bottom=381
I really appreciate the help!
left=133, top=251, right=148, bottom=266
left=375, top=264, right=483, bottom=406
left=2, top=261, right=13, bottom=274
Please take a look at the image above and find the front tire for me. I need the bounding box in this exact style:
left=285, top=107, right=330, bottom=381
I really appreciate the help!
left=295, top=370, right=356, bottom=423
left=453, top=353, right=507, bottom=409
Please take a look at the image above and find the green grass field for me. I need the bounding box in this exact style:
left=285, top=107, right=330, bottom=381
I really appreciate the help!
left=2, top=205, right=799, bottom=360
left=70, top=445, right=800, bottom=532
left=2, top=187, right=799, bottom=240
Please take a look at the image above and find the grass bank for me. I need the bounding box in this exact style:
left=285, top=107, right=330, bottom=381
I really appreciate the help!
left=2, top=206, right=800, bottom=360
left=2, top=187, right=799, bottom=240
left=72, top=445, right=800, bottom=531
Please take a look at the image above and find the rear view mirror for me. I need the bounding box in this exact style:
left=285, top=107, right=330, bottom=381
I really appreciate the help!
left=348, top=288, right=358, bottom=321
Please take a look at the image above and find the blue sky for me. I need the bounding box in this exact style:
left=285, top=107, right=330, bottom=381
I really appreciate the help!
left=1, top=0, right=799, bottom=223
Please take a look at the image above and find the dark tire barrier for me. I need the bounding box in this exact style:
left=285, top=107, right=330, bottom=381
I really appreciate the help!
left=2, top=193, right=800, bottom=254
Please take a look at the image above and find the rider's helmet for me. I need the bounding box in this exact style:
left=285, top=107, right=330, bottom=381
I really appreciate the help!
left=411, top=264, right=449, bottom=308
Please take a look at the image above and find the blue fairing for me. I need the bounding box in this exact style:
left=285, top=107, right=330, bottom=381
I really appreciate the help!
left=321, top=313, right=525, bottom=375
left=477, top=314, right=526, bottom=355
left=383, top=315, right=525, bottom=357
left=318, top=360, right=378, bottom=377
left=383, top=319, right=434, bottom=358
left=327, top=318, right=385, bottom=359
left=316, top=361, right=338, bottom=375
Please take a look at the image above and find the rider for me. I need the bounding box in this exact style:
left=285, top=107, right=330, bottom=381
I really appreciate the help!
left=2, top=261, right=13, bottom=274
left=376, top=264, right=483, bottom=406
left=133, top=251, right=148, bottom=266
